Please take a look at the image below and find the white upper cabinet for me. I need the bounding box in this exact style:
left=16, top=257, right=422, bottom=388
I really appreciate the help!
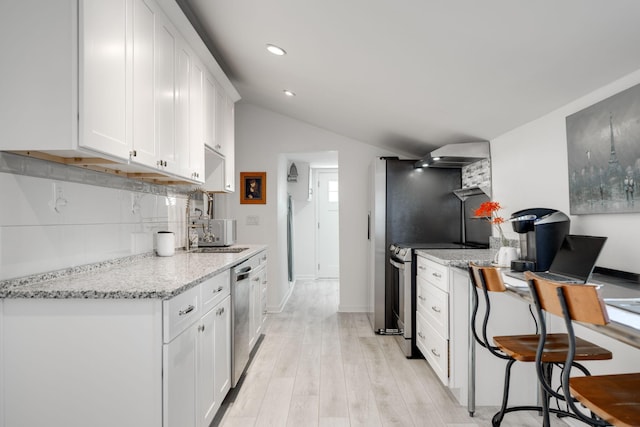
left=0, top=0, right=236, bottom=186
left=155, top=14, right=180, bottom=175
left=204, top=73, right=219, bottom=153
left=79, top=0, right=132, bottom=159
left=223, top=95, right=236, bottom=192
left=187, top=58, right=206, bottom=182
left=131, top=0, right=157, bottom=167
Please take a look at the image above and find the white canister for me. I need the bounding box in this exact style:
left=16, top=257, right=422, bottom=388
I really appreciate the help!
left=157, top=231, right=175, bottom=257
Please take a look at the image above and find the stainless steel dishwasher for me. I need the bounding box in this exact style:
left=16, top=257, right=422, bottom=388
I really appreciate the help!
left=231, top=256, right=257, bottom=387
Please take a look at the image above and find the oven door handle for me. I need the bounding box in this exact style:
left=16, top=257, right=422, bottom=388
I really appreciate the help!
left=389, top=259, right=405, bottom=270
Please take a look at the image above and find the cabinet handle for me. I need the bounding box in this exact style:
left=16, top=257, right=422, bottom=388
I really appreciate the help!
left=432, top=272, right=442, bottom=279
left=262, top=280, right=267, bottom=285
left=431, top=305, right=441, bottom=313
left=418, top=265, right=426, bottom=271
left=418, top=295, right=426, bottom=301
left=431, top=348, right=441, bottom=358
left=178, top=305, right=195, bottom=316
left=130, top=150, right=137, bottom=157
left=418, top=331, right=425, bottom=339
left=217, top=307, right=225, bottom=316
left=253, top=277, right=260, bottom=282
left=213, top=286, right=223, bottom=294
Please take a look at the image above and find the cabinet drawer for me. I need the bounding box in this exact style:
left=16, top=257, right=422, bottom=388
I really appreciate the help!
left=257, top=250, right=267, bottom=266
left=416, top=256, right=449, bottom=292
left=417, top=279, right=449, bottom=339
left=201, top=270, right=230, bottom=313
left=163, top=285, right=201, bottom=343
left=416, top=311, right=448, bottom=385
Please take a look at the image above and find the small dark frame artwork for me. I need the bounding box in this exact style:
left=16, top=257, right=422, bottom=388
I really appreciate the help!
left=240, top=172, right=266, bottom=204
left=566, top=82, right=640, bottom=215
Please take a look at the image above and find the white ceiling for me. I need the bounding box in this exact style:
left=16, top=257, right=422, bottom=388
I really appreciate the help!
left=177, top=0, right=640, bottom=157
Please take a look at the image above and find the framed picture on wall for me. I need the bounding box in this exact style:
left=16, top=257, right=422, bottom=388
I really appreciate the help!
left=240, top=172, right=267, bottom=204
left=566, top=82, right=640, bottom=214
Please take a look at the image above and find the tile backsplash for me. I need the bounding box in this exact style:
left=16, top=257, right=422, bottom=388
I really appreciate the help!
left=0, top=153, right=193, bottom=281
left=462, top=158, right=491, bottom=189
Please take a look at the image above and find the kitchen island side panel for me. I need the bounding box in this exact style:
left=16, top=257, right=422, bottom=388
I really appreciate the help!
left=2, top=298, right=163, bottom=427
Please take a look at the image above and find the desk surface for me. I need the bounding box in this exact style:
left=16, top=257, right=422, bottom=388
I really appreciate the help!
left=503, top=270, right=640, bottom=350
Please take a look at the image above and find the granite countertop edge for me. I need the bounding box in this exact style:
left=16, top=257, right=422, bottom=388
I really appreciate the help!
left=414, top=248, right=494, bottom=269
left=0, top=244, right=267, bottom=300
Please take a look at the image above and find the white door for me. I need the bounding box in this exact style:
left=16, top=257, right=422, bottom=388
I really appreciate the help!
left=316, top=170, right=339, bottom=278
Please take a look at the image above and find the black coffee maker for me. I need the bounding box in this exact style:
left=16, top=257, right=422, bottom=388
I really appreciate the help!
left=510, top=208, right=570, bottom=272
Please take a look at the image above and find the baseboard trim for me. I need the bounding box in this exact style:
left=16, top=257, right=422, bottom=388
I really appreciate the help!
left=337, top=305, right=368, bottom=313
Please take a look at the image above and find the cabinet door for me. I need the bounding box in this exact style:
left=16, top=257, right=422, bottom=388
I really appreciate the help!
left=187, top=58, right=205, bottom=183
left=203, top=74, right=217, bottom=152
left=213, top=296, right=231, bottom=406
left=163, top=324, right=197, bottom=427
left=80, top=0, right=132, bottom=159
left=155, top=14, right=178, bottom=174
left=176, top=41, right=193, bottom=180
left=260, top=265, right=267, bottom=327
left=223, top=95, right=235, bottom=192
left=131, top=0, right=157, bottom=166
left=197, top=307, right=217, bottom=427
left=249, top=270, right=262, bottom=350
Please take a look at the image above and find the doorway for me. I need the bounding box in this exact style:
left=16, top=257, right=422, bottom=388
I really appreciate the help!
left=285, top=152, right=339, bottom=282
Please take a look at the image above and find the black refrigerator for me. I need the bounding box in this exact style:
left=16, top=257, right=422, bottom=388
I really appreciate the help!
left=367, top=157, right=488, bottom=333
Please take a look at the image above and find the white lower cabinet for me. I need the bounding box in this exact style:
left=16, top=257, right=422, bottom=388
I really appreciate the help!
left=416, top=255, right=450, bottom=385
left=1, top=270, right=232, bottom=427
left=163, top=271, right=231, bottom=427
left=249, top=251, right=267, bottom=350
left=415, top=255, right=541, bottom=408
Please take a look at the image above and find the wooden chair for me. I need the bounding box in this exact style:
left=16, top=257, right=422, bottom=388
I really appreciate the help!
left=527, top=272, right=640, bottom=427
left=469, top=263, right=612, bottom=426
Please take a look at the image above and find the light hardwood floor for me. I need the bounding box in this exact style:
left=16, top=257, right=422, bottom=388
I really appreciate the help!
left=216, top=279, right=567, bottom=427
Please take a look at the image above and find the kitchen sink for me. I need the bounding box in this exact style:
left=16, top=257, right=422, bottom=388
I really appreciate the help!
left=189, top=247, right=249, bottom=254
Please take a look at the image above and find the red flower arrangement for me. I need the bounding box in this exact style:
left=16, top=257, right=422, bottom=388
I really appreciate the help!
left=474, top=201, right=507, bottom=243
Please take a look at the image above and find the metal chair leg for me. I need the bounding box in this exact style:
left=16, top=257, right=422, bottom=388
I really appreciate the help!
left=541, top=363, right=553, bottom=427
left=492, top=359, right=516, bottom=426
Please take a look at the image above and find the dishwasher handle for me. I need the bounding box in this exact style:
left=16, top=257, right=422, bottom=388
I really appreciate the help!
left=235, top=264, right=252, bottom=282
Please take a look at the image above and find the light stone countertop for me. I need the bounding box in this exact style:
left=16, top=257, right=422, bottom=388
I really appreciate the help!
left=415, top=248, right=494, bottom=269
left=0, top=244, right=267, bottom=299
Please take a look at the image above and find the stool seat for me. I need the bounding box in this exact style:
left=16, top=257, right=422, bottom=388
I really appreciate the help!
left=570, top=373, right=640, bottom=427
left=494, top=333, right=612, bottom=363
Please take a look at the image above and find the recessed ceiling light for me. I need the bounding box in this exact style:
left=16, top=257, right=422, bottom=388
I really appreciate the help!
left=283, top=90, right=296, bottom=97
left=266, top=44, right=286, bottom=56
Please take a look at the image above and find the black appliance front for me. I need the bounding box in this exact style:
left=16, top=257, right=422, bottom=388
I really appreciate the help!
left=383, top=159, right=462, bottom=332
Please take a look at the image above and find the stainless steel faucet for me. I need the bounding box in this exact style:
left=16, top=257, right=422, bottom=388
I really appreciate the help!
left=186, top=188, right=214, bottom=251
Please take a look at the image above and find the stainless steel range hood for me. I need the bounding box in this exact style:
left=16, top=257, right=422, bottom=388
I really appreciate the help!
left=415, top=141, right=490, bottom=168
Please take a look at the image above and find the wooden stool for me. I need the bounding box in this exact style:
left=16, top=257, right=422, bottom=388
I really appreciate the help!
left=528, top=272, right=640, bottom=427
left=469, top=263, right=612, bottom=426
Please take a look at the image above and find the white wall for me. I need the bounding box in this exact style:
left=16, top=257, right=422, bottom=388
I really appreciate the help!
left=227, top=104, right=400, bottom=312
left=491, top=68, right=640, bottom=272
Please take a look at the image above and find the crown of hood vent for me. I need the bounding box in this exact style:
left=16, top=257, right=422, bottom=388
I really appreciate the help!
left=415, top=141, right=490, bottom=168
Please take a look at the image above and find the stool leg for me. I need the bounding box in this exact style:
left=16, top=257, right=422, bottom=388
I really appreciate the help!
left=492, top=359, right=516, bottom=427
left=540, top=363, right=553, bottom=427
